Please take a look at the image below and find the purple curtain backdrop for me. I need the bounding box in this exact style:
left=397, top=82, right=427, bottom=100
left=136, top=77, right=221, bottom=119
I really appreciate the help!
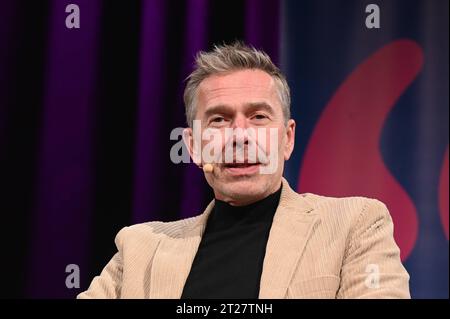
left=132, top=0, right=209, bottom=223
left=0, top=0, right=280, bottom=298
left=26, top=0, right=102, bottom=298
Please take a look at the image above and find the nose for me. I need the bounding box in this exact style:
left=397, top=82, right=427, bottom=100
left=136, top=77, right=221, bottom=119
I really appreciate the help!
left=230, top=114, right=249, bottom=147
left=231, top=113, right=248, bottom=130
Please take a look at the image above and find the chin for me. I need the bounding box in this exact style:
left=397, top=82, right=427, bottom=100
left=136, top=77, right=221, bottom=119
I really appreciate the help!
left=217, top=178, right=267, bottom=202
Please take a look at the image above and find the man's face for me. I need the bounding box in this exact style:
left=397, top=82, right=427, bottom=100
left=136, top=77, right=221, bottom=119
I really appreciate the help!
left=184, top=69, right=295, bottom=206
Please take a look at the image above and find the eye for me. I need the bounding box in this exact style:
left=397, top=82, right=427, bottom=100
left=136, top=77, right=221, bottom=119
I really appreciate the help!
left=253, top=114, right=268, bottom=120
left=209, top=116, right=229, bottom=126
left=211, top=116, right=225, bottom=123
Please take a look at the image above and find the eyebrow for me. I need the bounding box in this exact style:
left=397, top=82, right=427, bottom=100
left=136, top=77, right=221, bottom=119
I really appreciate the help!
left=203, top=104, right=233, bottom=119
left=244, top=102, right=275, bottom=116
left=203, top=101, right=276, bottom=119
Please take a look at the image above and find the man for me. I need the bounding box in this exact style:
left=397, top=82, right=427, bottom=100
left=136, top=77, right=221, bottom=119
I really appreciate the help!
left=78, top=42, right=410, bottom=299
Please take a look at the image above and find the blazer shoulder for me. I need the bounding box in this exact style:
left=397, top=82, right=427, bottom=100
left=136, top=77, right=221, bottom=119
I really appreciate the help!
left=114, top=214, right=203, bottom=247
left=303, top=192, right=391, bottom=222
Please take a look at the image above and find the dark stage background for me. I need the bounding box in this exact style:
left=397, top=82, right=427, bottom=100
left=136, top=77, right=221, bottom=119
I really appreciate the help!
left=0, top=0, right=448, bottom=298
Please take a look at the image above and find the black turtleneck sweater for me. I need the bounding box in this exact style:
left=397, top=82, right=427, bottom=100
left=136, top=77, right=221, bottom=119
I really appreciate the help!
left=181, top=185, right=282, bottom=299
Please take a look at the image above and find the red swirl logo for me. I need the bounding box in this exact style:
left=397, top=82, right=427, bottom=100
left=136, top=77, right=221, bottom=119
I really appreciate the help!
left=298, top=40, right=425, bottom=260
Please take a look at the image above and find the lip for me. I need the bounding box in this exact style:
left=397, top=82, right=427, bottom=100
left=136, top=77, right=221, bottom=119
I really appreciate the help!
left=223, top=163, right=261, bottom=176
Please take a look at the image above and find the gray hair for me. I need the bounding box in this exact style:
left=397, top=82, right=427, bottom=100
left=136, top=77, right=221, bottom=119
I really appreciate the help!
left=183, top=42, right=291, bottom=127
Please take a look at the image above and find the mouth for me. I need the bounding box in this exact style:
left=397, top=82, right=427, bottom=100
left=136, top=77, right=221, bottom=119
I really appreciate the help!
left=222, top=162, right=261, bottom=175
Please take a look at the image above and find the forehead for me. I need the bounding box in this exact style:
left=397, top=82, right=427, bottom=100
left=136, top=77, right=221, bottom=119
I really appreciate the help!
left=197, top=69, right=278, bottom=108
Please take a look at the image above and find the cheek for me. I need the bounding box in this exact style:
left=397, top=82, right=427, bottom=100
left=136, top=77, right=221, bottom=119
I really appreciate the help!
left=200, top=129, right=226, bottom=162
left=257, top=127, right=282, bottom=155
left=272, top=128, right=285, bottom=158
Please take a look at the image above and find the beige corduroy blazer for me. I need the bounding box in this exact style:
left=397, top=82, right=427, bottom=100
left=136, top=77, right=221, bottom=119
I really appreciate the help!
left=78, top=178, right=410, bottom=299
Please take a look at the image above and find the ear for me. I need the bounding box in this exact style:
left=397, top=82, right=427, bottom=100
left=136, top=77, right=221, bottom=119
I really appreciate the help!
left=183, top=127, right=201, bottom=166
left=284, top=119, right=296, bottom=161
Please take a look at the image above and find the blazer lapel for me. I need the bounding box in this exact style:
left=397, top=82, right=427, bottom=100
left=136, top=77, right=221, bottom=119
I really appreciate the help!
left=259, top=178, right=319, bottom=298
left=148, top=201, right=215, bottom=298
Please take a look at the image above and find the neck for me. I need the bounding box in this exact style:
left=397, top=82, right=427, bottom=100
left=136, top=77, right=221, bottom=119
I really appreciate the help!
left=215, top=181, right=282, bottom=206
